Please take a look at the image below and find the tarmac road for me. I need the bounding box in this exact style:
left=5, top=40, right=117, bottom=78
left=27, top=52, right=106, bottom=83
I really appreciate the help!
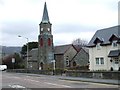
left=1, top=72, right=119, bottom=90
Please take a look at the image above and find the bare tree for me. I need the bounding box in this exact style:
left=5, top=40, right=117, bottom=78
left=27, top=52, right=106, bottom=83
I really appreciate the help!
left=72, top=38, right=88, bottom=46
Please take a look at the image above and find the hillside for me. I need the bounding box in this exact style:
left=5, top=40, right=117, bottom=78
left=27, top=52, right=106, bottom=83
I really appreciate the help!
left=1, top=46, right=21, bottom=55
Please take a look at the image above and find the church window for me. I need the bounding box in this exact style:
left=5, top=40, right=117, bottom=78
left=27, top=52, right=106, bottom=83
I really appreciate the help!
left=40, top=38, right=43, bottom=46
left=48, top=38, right=51, bottom=46
left=73, top=61, right=76, bottom=66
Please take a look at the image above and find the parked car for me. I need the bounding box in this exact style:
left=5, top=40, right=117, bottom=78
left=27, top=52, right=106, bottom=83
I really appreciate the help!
left=0, top=65, right=7, bottom=71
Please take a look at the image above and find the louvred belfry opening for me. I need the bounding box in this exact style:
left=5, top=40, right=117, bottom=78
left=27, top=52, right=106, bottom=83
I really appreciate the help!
left=48, top=38, right=51, bottom=46
left=40, top=38, right=43, bottom=46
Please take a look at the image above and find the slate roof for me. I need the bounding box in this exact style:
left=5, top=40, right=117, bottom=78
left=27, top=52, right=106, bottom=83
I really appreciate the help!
left=88, top=25, right=120, bottom=47
left=54, top=44, right=72, bottom=54
left=108, top=50, right=120, bottom=57
left=29, top=48, right=38, bottom=56
left=42, top=2, right=50, bottom=23
left=72, top=45, right=82, bottom=52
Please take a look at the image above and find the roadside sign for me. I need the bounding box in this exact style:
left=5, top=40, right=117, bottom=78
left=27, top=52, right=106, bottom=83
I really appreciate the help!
left=12, top=58, right=15, bottom=63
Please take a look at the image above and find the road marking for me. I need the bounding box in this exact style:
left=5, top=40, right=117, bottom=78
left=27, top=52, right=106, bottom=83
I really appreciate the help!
left=24, top=79, right=40, bottom=83
left=8, top=85, right=26, bottom=88
left=13, top=76, right=21, bottom=79
left=44, top=82, right=71, bottom=88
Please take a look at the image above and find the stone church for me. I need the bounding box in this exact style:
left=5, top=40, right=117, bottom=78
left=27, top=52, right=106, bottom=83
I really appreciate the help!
left=38, top=2, right=54, bottom=70
left=27, top=2, right=89, bottom=70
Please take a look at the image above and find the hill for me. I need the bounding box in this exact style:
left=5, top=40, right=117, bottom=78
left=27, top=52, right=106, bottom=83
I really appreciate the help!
left=1, top=46, right=21, bottom=55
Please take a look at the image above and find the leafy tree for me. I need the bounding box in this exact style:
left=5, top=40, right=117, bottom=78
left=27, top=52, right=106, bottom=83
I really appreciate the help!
left=21, top=42, right=38, bottom=55
left=2, top=53, right=24, bottom=69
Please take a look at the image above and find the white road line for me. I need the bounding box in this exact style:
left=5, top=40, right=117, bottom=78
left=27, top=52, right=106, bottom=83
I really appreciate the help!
left=8, top=85, right=26, bottom=88
left=24, top=79, right=40, bottom=83
left=24, top=78, right=71, bottom=88
left=44, top=82, right=71, bottom=88
left=13, top=77, right=21, bottom=79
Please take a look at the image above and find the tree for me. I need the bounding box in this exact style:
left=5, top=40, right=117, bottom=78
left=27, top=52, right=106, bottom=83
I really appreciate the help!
left=2, top=53, right=24, bottom=69
left=21, top=42, right=38, bottom=55
left=72, top=38, right=88, bottom=46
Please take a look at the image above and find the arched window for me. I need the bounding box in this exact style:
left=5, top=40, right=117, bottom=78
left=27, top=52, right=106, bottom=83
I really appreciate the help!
left=48, top=38, right=51, bottom=46
left=73, top=61, right=76, bottom=66
left=40, top=38, right=43, bottom=46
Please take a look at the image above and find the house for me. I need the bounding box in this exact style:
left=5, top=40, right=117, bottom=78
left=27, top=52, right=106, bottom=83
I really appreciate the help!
left=54, top=44, right=89, bottom=70
left=54, top=44, right=77, bottom=69
left=87, top=26, right=120, bottom=71
left=70, top=45, right=89, bottom=69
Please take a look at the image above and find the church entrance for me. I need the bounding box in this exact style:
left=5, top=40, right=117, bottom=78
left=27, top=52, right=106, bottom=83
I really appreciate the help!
left=39, top=62, right=43, bottom=70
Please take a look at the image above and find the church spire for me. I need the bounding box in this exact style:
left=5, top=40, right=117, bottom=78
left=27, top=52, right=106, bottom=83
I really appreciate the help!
left=42, top=2, right=50, bottom=23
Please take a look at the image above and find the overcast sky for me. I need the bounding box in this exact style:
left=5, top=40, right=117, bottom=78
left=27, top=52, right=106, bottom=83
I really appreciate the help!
left=0, top=0, right=118, bottom=46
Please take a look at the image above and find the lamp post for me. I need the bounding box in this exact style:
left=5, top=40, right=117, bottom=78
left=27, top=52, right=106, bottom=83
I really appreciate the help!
left=18, top=35, right=29, bottom=69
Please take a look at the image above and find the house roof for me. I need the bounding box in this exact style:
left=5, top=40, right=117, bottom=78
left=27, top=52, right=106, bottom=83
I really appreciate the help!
left=54, top=44, right=72, bottom=54
left=88, top=25, right=120, bottom=47
left=29, top=48, right=38, bottom=56
left=72, top=45, right=82, bottom=52
left=108, top=50, right=120, bottom=57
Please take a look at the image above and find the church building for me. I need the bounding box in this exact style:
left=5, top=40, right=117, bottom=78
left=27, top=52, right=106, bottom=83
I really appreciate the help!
left=38, top=2, right=54, bottom=70
left=27, top=2, right=89, bottom=71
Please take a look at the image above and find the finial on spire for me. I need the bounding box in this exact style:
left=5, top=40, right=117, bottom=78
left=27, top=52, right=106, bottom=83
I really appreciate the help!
left=42, top=2, right=50, bottom=23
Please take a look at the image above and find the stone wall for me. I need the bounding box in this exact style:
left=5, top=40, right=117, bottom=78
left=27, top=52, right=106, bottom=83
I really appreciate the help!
left=6, top=69, right=120, bottom=80
left=66, top=70, right=120, bottom=80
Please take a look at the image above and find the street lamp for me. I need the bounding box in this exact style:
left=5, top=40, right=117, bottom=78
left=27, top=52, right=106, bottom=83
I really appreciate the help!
left=18, top=35, right=29, bottom=69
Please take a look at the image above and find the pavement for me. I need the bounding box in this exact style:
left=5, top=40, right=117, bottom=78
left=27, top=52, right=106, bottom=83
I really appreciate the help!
left=13, top=72, right=119, bottom=85
left=59, top=76, right=119, bottom=85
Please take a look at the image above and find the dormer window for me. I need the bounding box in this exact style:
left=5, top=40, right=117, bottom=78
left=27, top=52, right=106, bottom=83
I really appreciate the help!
left=112, top=40, right=117, bottom=47
left=109, top=34, right=119, bottom=48
left=96, top=43, right=101, bottom=50
left=93, top=37, right=102, bottom=50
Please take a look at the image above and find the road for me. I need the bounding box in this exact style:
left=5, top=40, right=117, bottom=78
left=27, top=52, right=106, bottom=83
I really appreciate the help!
left=1, top=72, right=119, bottom=90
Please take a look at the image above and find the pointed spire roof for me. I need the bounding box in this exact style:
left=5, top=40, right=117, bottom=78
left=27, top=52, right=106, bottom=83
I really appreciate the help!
left=42, top=2, right=50, bottom=23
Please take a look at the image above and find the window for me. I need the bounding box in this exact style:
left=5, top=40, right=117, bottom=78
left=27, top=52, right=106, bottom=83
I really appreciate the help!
left=40, top=38, right=43, bottom=46
left=96, top=58, right=99, bottom=65
left=96, top=43, right=101, bottom=50
left=95, top=57, right=104, bottom=65
left=48, top=38, right=51, bottom=46
left=66, top=56, right=69, bottom=66
left=100, top=58, right=104, bottom=64
left=73, top=61, right=76, bottom=66
left=112, top=41, right=117, bottom=47
left=115, top=58, right=119, bottom=64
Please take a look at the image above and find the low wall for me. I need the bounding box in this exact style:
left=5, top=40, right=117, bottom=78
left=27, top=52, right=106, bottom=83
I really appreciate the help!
left=6, top=69, right=120, bottom=80
left=6, top=69, right=53, bottom=75
left=66, top=70, right=120, bottom=80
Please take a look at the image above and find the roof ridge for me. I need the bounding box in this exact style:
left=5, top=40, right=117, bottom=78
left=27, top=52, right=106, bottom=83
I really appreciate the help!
left=97, top=25, right=118, bottom=32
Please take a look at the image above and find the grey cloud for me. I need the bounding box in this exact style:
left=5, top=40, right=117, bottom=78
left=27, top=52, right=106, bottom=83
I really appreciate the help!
left=2, top=21, right=38, bottom=36
left=53, top=24, right=97, bottom=34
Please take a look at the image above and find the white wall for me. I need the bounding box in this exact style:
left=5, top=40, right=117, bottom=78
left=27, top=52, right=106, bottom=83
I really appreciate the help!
left=89, top=44, right=119, bottom=71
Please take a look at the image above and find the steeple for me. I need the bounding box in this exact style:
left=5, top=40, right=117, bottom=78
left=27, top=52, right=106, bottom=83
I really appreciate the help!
left=42, top=2, right=50, bottom=23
